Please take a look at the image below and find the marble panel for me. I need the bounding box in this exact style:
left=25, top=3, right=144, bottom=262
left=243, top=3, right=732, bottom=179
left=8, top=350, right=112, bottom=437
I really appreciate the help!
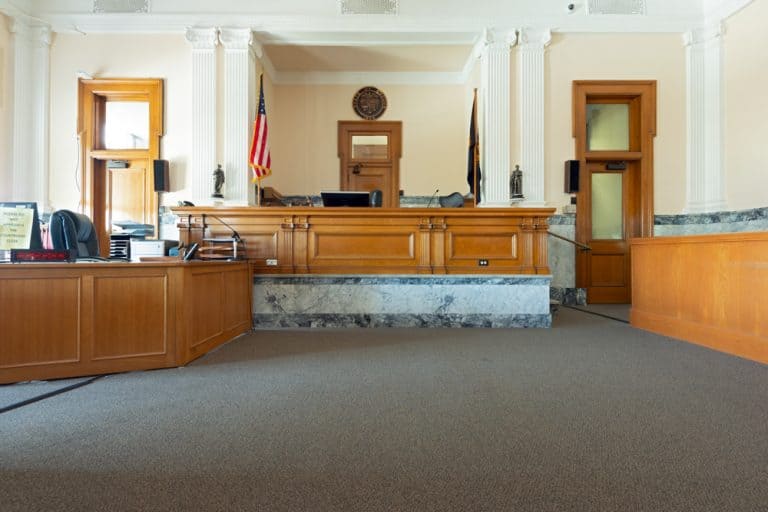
left=253, top=275, right=551, bottom=328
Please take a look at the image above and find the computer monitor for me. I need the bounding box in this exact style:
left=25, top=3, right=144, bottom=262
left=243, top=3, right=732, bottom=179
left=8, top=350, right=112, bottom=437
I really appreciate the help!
left=320, top=191, right=371, bottom=207
left=0, top=202, right=43, bottom=250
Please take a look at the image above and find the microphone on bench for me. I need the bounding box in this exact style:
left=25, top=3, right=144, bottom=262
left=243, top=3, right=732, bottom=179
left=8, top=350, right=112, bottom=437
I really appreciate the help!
left=426, top=189, right=440, bottom=208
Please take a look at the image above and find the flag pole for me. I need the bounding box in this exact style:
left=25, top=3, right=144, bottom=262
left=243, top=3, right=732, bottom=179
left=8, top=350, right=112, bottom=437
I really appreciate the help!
left=255, top=180, right=261, bottom=207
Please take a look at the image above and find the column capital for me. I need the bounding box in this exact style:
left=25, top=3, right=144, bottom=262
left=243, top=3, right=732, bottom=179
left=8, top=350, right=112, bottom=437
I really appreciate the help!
left=10, top=19, right=51, bottom=47
left=185, top=27, right=219, bottom=50
left=518, top=28, right=552, bottom=49
left=683, top=23, right=723, bottom=47
left=219, top=27, right=252, bottom=50
left=482, top=28, right=517, bottom=49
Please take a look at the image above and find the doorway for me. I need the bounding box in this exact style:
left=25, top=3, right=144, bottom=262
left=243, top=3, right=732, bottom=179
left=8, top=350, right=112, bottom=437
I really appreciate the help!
left=572, top=81, right=656, bottom=304
left=78, top=78, right=163, bottom=255
left=338, top=121, right=401, bottom=207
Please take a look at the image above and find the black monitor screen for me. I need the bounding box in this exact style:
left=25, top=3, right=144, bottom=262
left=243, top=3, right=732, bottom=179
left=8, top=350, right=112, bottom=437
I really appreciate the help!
left=321, top=191, right=370, bottom=207
left=0, top=202, right=43, bottom=250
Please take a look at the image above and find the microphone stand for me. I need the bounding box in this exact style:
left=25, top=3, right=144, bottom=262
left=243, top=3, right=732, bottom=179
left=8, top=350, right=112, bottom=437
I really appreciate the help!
left=426, top=189, right=440, bottom=208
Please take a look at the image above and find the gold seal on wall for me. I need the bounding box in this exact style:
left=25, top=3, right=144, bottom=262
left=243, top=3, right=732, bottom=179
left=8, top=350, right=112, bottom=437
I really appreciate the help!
left=353, top=86, right=387, bottom=120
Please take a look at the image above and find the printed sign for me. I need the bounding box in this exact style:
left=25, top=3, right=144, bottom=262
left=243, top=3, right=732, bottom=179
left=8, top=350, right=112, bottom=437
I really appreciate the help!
left=0, top=206, right=34, bottom=250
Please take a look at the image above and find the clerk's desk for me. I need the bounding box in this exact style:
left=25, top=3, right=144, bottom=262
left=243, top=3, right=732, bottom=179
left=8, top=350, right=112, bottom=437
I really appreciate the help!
left=0, top=260, right=251, bottom=384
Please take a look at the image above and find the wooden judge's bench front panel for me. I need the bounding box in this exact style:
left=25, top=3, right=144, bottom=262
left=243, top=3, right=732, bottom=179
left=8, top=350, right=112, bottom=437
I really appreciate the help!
left=173, top=207, right=555, bottom=275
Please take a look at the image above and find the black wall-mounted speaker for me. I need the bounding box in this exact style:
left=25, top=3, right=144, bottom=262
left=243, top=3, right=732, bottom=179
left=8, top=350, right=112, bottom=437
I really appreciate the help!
left=564, top=160, right=580, bottom=193
left=153, top=159, right=170, bottom=192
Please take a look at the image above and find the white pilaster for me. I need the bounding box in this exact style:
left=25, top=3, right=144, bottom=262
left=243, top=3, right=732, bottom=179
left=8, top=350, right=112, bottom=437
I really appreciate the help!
left=683, top=24, right=726, bottom=213
left=479, top=29, right=516, bottom=207
left=220, top=28, right=254, bottom=205
left=10, top=19, right=50, bottom=211
left=185, top=27, right=218, bottom=204
left=518, top=28, right=551, bottom=207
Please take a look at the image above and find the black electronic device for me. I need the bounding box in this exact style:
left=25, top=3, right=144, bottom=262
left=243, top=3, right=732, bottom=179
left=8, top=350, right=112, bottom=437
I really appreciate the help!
left=320, top=191, right=370, bottom=207
left=153, top=159, right=170, bottom=192
left=0, top=202, right=43, bottom=250
left=180, top=200, right=195, bottom=207
left=564, top=160, right=580, bottom=193
left=426, top=188, right=440, bottom=208
left=183, top=243, right=199, bottom=261
left=11, top=249, right=72, bottom=262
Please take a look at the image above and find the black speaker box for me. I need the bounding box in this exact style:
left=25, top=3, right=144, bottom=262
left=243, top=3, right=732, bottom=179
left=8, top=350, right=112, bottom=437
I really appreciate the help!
left=564, top=160, right=580, bottom=193
left=153, top=159, right=169, bottom=192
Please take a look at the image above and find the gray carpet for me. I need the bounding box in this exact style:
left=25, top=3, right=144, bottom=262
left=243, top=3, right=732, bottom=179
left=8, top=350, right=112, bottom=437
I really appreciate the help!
left=2, top=308, right=767, bottom=511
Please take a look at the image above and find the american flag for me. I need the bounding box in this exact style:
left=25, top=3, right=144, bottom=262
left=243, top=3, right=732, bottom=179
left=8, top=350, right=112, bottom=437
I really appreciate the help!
left=249, top=75, right=272, bottom=182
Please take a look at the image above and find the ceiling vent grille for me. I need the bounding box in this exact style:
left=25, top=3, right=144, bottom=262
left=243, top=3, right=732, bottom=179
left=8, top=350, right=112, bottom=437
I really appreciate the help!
left=340, top=0, right=398, bottom=15
left=93, top=0, right=150, bottom=14
left=587, top=0, right=646, bottom=15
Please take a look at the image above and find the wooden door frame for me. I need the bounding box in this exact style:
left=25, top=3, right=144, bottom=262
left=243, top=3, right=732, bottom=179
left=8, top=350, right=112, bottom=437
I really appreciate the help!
left=78, top=78, right=164, bottom=253
left=338, top=120, right=402, bottom=207
left=572, top=80, right=656, bottom=299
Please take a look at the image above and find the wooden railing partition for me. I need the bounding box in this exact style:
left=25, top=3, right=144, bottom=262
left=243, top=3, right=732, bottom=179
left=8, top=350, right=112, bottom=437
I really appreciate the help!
left=630, top=232, right=768, bottom=364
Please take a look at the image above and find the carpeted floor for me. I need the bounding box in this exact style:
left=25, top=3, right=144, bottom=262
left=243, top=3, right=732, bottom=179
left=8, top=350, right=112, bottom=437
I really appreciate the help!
left=2, top=308, right=767, bottom=511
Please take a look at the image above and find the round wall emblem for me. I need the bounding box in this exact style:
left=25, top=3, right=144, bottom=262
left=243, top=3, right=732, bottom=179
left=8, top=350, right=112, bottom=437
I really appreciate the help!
left=352, top=86, right=387, bottom=120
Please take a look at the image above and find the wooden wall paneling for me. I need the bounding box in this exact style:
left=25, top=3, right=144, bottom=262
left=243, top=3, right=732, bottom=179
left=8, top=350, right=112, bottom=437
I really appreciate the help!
left=417, top=216, right=433, bottom=273
left=631, top=233, right=768, bottom=364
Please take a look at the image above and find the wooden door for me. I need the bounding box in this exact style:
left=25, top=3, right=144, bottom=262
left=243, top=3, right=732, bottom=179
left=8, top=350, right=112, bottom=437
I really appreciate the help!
left=78, top=79, right=163, bottom=255
left=338, top=121, right=401, bottom=208
left=573, top=81, right=656, bottom=304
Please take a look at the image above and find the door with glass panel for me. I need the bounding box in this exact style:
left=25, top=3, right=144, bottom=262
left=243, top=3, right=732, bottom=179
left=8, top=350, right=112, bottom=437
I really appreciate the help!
left=78, top=79, right=163, bottom=255
left=338, top=121, right=401, bottom=208
left=573, top=81, right=656, bottom=304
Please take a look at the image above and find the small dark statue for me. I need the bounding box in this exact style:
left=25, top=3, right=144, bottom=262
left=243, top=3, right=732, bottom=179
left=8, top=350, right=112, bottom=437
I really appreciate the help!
left=510, top=165, right=524, bottom=199
left=212, top=164, right=225, bottom=198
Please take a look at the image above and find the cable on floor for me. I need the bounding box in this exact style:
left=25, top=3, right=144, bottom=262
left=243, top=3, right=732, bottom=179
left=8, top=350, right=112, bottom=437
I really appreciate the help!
left=0, top=375, right=104, bottom=415
left=561, top=304, right=630, bottom=324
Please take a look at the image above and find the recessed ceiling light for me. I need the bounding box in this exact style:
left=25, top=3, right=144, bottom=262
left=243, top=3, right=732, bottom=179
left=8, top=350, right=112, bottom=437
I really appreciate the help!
left=587, top=0, right=646, bottom=15
left=340, top=0, right=399, bottom=15
left=92, top=0, right=150, bottom=14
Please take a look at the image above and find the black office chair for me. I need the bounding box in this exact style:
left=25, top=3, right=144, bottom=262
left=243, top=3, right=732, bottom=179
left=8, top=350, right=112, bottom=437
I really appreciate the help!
left=438, top=192, right=464, bottom=208
left=49, top=210, right=101, bottom=259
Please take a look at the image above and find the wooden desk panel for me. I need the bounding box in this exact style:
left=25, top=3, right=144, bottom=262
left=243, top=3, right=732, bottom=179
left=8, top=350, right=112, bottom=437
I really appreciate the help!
left=174, top=206, right=556, bottom=276
left=0, top=261, right=251, bottom=384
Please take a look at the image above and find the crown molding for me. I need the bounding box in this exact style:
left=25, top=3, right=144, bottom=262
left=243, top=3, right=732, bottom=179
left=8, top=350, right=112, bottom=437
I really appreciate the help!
left=266, top=70, right=466, bottom=86
left=703, top=0, right=754, bottom=24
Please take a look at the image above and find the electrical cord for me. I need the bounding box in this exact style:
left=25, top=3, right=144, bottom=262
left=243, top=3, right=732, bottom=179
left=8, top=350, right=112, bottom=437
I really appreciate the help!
left=0, top=375, right=104, bottom=415
left=561, top=304, right=630, bottom=324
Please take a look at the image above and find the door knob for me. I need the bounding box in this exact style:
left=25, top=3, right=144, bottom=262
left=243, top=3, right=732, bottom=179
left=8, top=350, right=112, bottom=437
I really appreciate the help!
left=352, top=164, right=362, bottom=175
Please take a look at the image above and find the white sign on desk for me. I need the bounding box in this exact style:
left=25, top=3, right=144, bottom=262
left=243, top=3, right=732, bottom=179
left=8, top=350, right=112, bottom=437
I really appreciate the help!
left=0, top=206, right=33, bottom=250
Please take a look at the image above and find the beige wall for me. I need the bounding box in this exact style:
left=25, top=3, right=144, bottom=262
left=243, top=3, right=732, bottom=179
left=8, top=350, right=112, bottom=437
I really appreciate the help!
left=269, top=83, right=472, bottom=196
left=0, top=15, right=11, bottom=201
left=724, top=0, right=768, bottom=211
left=48, top=33, right=191, bottom=211
left=546, top=33, right=687, bottom=214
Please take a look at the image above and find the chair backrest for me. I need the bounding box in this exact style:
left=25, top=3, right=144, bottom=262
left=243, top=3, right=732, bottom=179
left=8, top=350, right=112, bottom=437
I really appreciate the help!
left=369, top=189, right=383, bottom=207
left=49, top=210, right=100, bottom=258
left=438, top=192, right=464, bottom=208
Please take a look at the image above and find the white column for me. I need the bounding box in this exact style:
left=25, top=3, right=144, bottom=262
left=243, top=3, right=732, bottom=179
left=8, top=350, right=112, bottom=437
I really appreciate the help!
left=479, top=29, right=516, bottom=207
left=10, top=19, right=51, bottom=211
left=220, top=28, right=254, bottom=205
left=185, top=27, right=219, bottom=204
left=518, top=28, right=551, bottom=207
left=683, top=24, right=726, bottom=213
